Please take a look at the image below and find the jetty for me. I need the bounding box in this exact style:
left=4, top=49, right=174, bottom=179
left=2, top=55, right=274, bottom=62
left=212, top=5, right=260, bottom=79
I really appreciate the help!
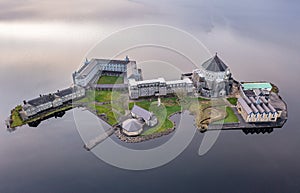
left=84, top=127, right=117, bottom=151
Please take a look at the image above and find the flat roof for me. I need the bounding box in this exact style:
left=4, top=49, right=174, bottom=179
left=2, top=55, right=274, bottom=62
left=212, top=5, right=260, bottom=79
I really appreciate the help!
left=166, top=78, right=192, bottom=85
left=241, top=82, right=272, bottom=90
left=129, top=78, right=165, bottom=86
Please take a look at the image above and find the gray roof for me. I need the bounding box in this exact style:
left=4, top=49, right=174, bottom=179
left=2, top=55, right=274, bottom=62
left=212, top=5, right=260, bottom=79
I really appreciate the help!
left=260, top=97, right=269, bottom=104
left=268, top=103, right=277, bottom=113
left=244, top=96, right=252, bottom=105
left=55, top=87, right=74, bottom=97
left=249, top=97, right=257, bottom=104
left=131, top=105, right=152, bottom=121
left=238, top=97, right=253, bottom=114
left=256, top=104, right=265, bottom=114
left=122, top=119, right=143, bottom=132
left=262, top=103, right=271, bottom=113
left=28, top=94, right=56, bottom=106
left=78, top=58, right=132, bottom=78
left=56, top=86, right=83, bottom=97
left=201, top=54, right=228, bottom=72
left=250, top=104, right=259, bottom=114
left=243, top=90, right=256, bottom=97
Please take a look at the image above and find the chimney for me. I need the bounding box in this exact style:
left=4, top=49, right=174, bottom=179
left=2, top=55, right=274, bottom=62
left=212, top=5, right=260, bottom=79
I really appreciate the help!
left=23, top=100, right=27, bottom=105
left=39, top=94, right=42, bottom=97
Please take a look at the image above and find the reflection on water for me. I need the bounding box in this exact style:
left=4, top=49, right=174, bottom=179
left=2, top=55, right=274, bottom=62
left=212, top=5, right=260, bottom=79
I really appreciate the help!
left=0, top=22, right=298, bottom=192
left=7, top=109, right=69, bottom=132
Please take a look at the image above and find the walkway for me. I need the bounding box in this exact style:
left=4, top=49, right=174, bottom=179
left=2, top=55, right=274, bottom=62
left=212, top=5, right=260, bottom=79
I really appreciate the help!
left=84, top=127, right=117, bottom=151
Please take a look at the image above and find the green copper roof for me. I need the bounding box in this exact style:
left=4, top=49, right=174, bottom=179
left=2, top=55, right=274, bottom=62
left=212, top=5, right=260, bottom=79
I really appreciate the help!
left=241, top=82, right=272, bottom=90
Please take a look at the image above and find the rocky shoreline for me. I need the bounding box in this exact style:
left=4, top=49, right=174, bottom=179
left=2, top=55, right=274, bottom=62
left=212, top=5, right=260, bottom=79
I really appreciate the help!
left=114, top=126, right=176, bottom=143
left=114, top=112, right=179, bottom=143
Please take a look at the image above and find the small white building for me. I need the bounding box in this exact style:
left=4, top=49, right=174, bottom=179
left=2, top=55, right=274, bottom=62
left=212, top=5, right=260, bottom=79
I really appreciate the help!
left=122, top=118, right=144, bottom=136
left=131, top=105, right=158, bottom=127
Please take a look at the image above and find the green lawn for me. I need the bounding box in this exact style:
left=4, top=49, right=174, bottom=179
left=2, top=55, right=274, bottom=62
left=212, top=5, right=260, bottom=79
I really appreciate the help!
left=129, top=99, right=182, bottom=135
left=94, top=104, right=118, bottom=125
left=95, top=90, right=114, bottom=102
left=97, top=75, right=124, bottom=84
left=10, top=105, right=24, bottom=128
left=82, top=90, right=124, bottom=125
left=78, top=90, right=118, bottom=103
left=214, top=107, right=239, bottom=124
left=9, top=105, right=73, bottom=128
left=227, top=97, right=238, bottom=106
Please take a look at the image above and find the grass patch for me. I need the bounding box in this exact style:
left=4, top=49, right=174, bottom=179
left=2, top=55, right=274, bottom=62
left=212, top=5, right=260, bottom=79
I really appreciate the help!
left=91, top=104, right=117, bottom=125
left=9, top=105, right=73, bottom=128
left=78, top=90, right=125, bottom=125
left=129, top=99, right=182, bottom=135
left=10, top=105, right=24, bottom=128
left=95, top=90, right=114, bottom=103
left=77, top=90, right=120, bottom=103
left=141, top=104, right=182, bottom=135
left=97, top=75, right=124, bottom=84
left=214, top=107, right=239, bottom=124
left=271, top=83, right=279, bottom=93
left=94, top=104, right=118, bottom=125
left=227, top=97, right=238, bottom=105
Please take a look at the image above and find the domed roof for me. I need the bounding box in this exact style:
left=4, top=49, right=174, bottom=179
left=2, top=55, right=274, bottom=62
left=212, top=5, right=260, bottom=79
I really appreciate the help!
left=201, top=54, right=228, bottom=72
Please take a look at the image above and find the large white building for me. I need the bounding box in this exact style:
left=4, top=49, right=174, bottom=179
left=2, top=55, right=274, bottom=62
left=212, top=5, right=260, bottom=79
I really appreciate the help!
left=192, top=54, right=233, bottom=97
left=128, top=77, right=194, bottom=99
left=72, top=56, right=142, bottom=87
left=20, top=86, right=85, bottom=120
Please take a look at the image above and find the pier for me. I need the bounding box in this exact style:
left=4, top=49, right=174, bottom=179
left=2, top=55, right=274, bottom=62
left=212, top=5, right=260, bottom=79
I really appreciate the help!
left=84, top=127, right=117, bottom=151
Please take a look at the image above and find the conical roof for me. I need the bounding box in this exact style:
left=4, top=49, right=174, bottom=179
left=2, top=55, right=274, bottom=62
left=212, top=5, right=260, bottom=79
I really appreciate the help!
left=122, top=119, right=143, bottom=132
left=201, top=54, right=228, bottom=72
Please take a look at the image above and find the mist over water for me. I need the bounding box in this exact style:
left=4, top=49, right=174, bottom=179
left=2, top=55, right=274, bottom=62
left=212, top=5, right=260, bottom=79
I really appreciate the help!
left=0, top=0, right=300, bottom=192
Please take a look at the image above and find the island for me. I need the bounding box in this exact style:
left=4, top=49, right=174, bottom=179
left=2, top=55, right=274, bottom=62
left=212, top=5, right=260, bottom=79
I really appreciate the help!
left=7, top=54, right=288, bottom=149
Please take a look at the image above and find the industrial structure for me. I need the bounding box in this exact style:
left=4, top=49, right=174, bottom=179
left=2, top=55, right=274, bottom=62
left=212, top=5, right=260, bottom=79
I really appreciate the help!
left=237, top=82, right=282, bottom=123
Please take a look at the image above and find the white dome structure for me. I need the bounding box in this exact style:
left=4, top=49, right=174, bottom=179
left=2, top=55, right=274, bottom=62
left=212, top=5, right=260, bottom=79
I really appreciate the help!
left=122, top=118, right=144, bottom=136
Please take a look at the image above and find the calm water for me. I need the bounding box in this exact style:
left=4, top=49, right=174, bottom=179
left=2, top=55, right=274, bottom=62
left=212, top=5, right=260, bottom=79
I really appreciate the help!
left=0, top=85, right=299, bottom=193
left=0, top=22, right=300, bottom=193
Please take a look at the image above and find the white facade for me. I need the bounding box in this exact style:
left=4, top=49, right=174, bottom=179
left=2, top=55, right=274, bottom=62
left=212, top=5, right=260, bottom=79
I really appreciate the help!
left=22, top=86, right=85, bottom=119
left=192, top=54, right=233, bottom=98
left=237, top=97, right=280, bottom=123
left=128, top=77, right=194, bottom=99
left=73, top=57, right=141, bottom=87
